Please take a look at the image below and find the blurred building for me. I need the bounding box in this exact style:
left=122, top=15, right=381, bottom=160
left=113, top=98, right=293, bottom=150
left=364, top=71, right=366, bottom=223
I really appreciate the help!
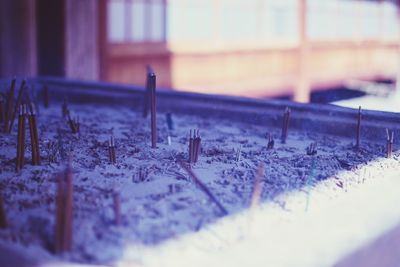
left=0, top=0, right=399, bottom=101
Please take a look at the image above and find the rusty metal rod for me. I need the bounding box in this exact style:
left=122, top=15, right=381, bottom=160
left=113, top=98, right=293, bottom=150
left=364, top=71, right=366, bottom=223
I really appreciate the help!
left=149, top=73, right=157, bottom=148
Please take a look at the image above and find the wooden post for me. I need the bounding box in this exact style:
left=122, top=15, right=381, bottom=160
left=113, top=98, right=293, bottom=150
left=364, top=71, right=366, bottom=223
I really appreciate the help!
left=294, top=0, right=310, bottom=103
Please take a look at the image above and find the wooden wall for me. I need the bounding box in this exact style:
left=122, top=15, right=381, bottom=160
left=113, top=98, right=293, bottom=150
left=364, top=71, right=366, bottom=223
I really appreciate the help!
left=65, top=0, right=99, bottom=81
left=106, top=40, right=399, bottom=98
left=0, top=0, right=37, bottom=79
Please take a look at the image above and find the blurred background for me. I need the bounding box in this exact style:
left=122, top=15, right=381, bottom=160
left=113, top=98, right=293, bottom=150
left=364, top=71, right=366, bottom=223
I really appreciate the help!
left=0, top=0, right=399, bottom=103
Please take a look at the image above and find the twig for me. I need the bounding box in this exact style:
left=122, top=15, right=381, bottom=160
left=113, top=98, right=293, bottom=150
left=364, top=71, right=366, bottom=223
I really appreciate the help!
left=386, top=129, right=394, bottom=159
left=149, top=73, right=157, bottom=148
left=55, top=162, right=73, bottom=254
left=28, top=104, right=40, bottom=165
left=179, top=160, right=228, bottom=216
left=281, top=107, right=291, bottom=144
left=250, top=163, right=264, bottom=209
left=16, top=105, right=27, bottom=172
left=356, top=106, right=362, bottom=149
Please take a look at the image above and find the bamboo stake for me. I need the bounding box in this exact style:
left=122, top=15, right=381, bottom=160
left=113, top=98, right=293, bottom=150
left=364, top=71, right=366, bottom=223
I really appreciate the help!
left=109, top=136, right=116, bottom=164
left=179, top=160, right=228, bottom=216
left=55, top=163, right=73, bottom=254
left=386, top=129, right=394, bottom=159
left=280, top=107, right=291, bottom=144
left=28, top=104, right=40, bottom=165
left=149, top=73, right=157, bottom=148
left=194, top=130, right=201, bottom=163
left=16, top=105, right=26, bottom=172
left=250, top=163, right=264, bottom=209
left=356, top=106, right=362, bottom=149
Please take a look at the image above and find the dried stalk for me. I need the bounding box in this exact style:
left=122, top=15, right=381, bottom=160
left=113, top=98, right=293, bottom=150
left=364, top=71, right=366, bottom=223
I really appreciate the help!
left=55, top=163, right=73, bottom=254
left=179, top=160, right=228, bottom=216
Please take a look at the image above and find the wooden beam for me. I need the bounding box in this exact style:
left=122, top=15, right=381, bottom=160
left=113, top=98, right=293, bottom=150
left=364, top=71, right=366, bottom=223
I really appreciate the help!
left=293, top=0, right=310, bottom=103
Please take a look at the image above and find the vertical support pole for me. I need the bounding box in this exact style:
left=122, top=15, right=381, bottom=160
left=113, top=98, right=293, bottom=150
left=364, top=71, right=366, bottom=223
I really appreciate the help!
left=294, top=0, right=310, bottom=103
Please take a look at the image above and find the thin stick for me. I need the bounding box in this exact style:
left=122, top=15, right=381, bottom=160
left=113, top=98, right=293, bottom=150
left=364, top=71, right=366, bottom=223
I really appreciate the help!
left=281, top=107, right=291, bottom=144
left=179, top=160, right=228, bottom=216
left=250, top=163, right=264, bottom=209
left=0, top=195, right=7, bottom=228
left=386, top=129, right=394, bottom=159
left=356, top=106, right=362, bottom=149
left=16, top=105, right=26, bottom=172
left=149, top=73, right=157, bottom=148
left=28, top=104, right=40, bottom=165
left=8, top=79, right=27, bottom=133
left=194, top=130, right=201, bottom=163
left=189, top=129, right=194, bottom=163
left=109, top=136, right=116, bottom=164
left=4, top=78, right=16, bottom=133
left=113, top=192, right=121, bottom=225
left=55, top=163, right=73, bottom=254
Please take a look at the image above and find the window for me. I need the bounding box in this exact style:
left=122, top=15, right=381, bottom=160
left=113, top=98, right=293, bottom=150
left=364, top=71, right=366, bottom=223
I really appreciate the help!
left=108, top=0, right=166, bottom=43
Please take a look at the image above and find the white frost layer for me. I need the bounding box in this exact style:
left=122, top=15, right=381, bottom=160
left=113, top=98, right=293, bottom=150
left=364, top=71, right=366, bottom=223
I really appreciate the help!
left=113, top=158, right=400, bottom=267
